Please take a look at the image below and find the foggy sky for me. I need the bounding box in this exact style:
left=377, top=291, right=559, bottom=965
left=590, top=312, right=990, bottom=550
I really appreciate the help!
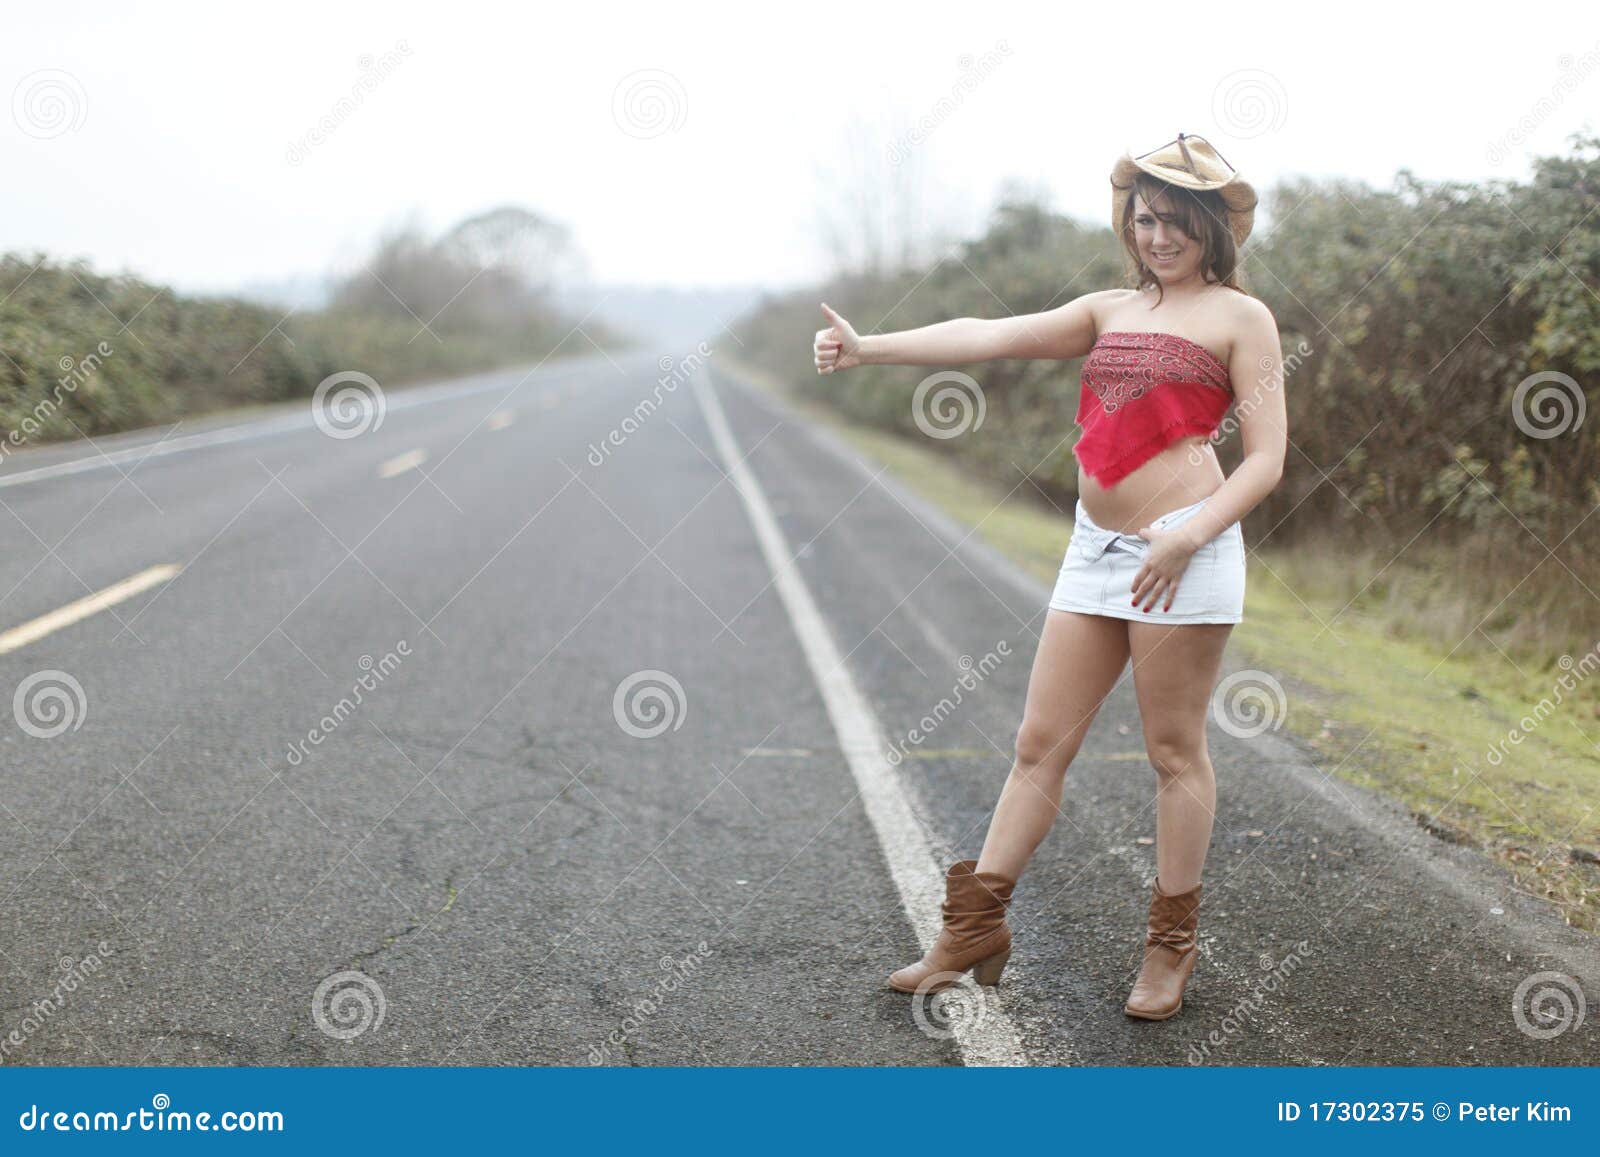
left=3, top=0, right=1593, bottom=297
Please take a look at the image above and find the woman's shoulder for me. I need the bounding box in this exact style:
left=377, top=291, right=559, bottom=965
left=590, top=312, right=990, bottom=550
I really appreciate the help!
left=1219, top=286, right=1276, bottom=330
left=1209, top=288, right=1275, bottom=359
left=1084, top=287, right=1146, bottom=332
left=1085, top=287, right=1142, bottom=313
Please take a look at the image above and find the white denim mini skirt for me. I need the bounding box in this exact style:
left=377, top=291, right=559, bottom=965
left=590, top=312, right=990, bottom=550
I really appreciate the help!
left=1048, top=496, right=1246, bottom=624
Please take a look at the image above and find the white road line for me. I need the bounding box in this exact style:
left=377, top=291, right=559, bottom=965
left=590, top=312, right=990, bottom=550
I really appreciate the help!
left=378, top=448, right=428, bottom=478
left=691, top=369, right=1031, bottom=1068
left=0, top=563, right=181, bottom=654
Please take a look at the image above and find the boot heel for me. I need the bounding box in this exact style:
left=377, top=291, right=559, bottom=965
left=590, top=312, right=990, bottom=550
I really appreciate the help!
left=970, top=945, right=1011, bottom=986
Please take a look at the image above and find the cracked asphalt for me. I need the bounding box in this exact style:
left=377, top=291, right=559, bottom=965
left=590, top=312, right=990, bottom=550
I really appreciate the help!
left=0, top=350, right=1594, bottom=1065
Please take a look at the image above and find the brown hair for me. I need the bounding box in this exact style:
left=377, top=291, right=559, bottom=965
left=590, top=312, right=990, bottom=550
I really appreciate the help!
left=1118, top=172, right=1249, bottom=304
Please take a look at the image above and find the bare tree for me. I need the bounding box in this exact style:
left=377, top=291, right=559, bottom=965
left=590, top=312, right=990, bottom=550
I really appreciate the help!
left=812, top=110, right=956, bottom=280
left=331, top=206, right=588, bottom=331
left=440, top=206, right=588, bottom=296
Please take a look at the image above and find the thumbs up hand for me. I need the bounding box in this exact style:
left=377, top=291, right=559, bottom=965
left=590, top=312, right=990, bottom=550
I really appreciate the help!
left=813, top=302, right=864, bottom=374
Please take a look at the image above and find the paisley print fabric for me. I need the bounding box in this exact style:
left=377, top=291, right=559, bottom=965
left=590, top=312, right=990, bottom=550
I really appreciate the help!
left=1071, top=331, right=1234, bottom=487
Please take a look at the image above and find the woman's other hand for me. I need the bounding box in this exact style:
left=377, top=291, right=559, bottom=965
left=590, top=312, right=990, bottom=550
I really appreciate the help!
left=1129, top=526, right=1202, bottom=613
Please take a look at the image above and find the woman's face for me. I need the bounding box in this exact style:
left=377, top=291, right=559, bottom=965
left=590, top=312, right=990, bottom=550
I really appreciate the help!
left=1132, top=192, right=1203, bottom=283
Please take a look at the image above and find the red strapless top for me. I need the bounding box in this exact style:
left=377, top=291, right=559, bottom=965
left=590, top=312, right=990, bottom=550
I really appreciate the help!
left=1072, top=330, right=1234, bottom=487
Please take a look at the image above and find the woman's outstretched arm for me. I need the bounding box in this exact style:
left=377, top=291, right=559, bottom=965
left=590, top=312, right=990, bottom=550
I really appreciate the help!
left=813, top=290, right=1117, bottom=373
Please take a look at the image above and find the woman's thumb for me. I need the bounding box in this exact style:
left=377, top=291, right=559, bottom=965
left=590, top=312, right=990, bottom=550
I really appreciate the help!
left=820, top=302, right=844, bottom=327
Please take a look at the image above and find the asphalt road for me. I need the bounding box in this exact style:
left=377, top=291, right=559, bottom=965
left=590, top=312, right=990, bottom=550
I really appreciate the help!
left=0, top=349, right=1594, bottom=1066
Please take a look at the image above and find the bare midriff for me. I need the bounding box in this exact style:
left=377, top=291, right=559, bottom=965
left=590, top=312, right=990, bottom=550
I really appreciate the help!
left=1077, top=436, right=1225, bottom=534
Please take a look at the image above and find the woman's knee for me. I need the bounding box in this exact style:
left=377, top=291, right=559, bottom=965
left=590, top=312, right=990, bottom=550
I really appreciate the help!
left=1014, top=720, right=1081, bottom=776
left=1144, top=734, right=1208, bottom=779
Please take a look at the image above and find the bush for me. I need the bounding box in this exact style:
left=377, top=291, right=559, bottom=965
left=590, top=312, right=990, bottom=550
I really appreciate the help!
left=0, top=207, right=614, bottom=452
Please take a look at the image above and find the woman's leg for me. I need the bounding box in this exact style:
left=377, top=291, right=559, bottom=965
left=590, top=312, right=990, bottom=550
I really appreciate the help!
left=975, top=609, right=1131, bottom=881
left=1126, top=621, right=1234, bottom=890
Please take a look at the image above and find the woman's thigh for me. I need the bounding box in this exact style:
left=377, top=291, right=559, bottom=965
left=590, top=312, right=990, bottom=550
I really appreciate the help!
left=1127, top=620, right=1233, bottom=763
left=1015, top=610, right=1132, bottom=770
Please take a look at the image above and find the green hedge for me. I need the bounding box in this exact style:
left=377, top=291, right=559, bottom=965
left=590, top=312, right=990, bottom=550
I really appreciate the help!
left=0, top=254, right=602, bottom=446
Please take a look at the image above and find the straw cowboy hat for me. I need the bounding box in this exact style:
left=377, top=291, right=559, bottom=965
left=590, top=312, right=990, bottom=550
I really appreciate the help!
left=1111, top=132, right=1258, bottom=246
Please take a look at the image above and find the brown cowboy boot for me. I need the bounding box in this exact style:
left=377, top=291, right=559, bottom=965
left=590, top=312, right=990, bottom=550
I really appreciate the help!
left=1124, top=876, right=1202, bottom=1020
left=888, top=860, right=1016, bottom=994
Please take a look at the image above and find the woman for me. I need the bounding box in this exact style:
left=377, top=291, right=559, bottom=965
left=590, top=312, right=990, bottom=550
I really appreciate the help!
left=811, top=133, right=1287, bottom=1020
